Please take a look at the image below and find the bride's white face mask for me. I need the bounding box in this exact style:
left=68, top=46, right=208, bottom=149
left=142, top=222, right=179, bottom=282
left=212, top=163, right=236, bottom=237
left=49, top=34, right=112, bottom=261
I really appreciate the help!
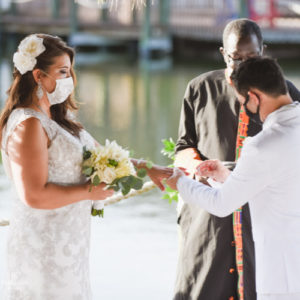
left=46, top=76, right=74, bottom=106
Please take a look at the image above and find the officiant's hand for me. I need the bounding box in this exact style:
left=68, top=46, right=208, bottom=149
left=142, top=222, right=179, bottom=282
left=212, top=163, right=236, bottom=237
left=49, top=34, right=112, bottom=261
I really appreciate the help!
left=196, top=160, right=231, bottom=183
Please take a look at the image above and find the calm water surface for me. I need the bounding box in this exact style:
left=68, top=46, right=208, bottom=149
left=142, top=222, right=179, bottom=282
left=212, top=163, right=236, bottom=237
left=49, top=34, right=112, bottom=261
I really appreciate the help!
left=1, top=52, right=300, bottom=299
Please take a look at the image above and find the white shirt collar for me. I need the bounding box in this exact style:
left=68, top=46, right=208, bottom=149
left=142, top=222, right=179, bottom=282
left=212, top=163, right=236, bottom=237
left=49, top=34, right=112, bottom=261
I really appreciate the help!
left=263, top=102, right=300, bottom=130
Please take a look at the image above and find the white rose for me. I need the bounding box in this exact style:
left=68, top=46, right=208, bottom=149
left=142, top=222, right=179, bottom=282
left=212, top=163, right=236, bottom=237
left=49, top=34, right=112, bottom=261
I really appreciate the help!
left=102, top=167, right=117, bottom=184
left=13, top=52, right=37, bottom=75
left=18, top=35, right=46, bottom=58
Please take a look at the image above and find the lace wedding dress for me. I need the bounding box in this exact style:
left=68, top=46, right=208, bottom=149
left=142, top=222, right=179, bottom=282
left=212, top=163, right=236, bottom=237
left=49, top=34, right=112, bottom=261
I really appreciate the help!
left=1, top=108, right=95, bottom=300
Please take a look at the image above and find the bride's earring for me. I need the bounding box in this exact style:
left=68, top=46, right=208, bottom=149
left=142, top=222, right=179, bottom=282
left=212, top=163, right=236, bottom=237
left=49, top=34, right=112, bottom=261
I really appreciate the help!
left=36, top=81, right=44, bottom=100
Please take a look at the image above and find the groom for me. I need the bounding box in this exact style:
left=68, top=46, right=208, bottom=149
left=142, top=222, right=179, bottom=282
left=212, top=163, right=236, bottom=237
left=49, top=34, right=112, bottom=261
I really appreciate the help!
left=174, top=18, right=300, bottom=300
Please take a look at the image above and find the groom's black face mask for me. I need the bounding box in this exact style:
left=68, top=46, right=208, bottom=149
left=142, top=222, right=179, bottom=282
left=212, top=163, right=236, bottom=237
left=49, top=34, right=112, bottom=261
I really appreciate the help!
left=244, top=94, right=262, bottom=125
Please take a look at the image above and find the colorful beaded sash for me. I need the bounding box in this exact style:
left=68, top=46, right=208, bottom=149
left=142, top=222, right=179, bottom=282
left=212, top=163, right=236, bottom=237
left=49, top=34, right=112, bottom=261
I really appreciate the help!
left=233, top=105, right=249, bottom=300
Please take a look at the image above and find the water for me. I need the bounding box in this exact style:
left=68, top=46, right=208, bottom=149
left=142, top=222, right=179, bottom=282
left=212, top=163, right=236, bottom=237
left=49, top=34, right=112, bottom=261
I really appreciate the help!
left=1, top=50, right=300, bottom=299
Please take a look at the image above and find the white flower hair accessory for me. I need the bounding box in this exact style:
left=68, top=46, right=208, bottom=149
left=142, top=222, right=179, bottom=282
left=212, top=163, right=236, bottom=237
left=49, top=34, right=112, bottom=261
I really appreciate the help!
left=13, top=35, right=46, bottom=75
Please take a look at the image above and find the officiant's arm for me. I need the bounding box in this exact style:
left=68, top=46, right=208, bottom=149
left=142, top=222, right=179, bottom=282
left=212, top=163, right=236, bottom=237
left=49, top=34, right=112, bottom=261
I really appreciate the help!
left=174, top=148, right=201, bottom=179
left=175, top=83, right=203, bottom=177
left=131, top=158, right=173, bottom=191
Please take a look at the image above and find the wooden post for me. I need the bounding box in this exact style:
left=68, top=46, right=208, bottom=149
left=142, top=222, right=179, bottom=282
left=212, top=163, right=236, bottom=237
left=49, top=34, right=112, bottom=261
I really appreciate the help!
left=51, top=0, right=60, bottom=19
left=9, top=1, right=17, bottom=15
left=132, top=7, right=137, bottom=25
left=139, top=0, right=151, bottom=58
left=69, top=0, right=78, bottom=34
left=239, top=0, right=249, bottom=18
left=159, top=0, right=170, bottom=29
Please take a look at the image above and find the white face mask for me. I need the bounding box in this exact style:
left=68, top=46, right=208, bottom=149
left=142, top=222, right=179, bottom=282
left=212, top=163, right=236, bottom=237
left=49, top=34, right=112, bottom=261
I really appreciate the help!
left=46, top=77, right=74, bottom=106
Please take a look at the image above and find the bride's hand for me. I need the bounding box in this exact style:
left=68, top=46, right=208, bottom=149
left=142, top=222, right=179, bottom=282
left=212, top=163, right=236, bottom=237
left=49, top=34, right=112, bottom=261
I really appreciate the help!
left=146, top=165, right=174, bottom=191
left=87, top=182, right=114, bottom=200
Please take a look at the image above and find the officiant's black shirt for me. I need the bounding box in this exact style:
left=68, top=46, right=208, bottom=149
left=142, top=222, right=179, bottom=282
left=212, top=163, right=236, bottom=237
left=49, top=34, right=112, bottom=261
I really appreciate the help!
left=174, top=69, right=300, bottom=300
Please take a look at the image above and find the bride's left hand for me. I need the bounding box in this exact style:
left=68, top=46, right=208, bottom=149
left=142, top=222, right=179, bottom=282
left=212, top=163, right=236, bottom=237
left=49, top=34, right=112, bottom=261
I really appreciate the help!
left=146, top=165, right=174, bottom=191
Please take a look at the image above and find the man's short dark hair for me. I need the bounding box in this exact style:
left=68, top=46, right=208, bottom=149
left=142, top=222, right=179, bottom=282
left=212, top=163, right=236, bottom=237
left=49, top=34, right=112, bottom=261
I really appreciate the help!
left=231, top=57, right=288, bottom=98
left=223, top=18, right=263, bottom=48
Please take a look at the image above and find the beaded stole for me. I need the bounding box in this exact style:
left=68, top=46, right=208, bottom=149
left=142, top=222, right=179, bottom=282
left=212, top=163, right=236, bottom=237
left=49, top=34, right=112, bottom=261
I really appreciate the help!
left=233, top=105, right=249, bottom=300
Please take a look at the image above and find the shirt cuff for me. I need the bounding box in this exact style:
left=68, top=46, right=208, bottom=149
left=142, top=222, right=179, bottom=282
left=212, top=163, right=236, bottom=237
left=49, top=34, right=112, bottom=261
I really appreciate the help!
left=177, top=176, right=191, bottom=198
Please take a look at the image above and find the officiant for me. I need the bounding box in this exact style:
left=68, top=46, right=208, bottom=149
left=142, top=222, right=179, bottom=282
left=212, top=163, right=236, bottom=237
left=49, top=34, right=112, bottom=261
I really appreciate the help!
left=173, top=18, right=300, bottom=300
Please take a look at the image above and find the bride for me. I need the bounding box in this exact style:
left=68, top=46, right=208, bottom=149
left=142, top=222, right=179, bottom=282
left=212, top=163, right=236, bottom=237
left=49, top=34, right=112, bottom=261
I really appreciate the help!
left=0, top=33, right=173, bottom=299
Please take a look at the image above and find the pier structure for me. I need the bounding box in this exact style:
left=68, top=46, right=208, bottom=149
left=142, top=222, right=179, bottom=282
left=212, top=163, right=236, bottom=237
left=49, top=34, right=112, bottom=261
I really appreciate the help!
left=1, top=0, right=300, bottom=58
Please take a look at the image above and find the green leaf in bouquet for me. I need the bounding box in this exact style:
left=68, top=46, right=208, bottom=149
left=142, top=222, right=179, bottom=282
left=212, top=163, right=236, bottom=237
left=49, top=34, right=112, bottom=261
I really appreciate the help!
left=119, top=176, right=131, bottom=184
left=112, top=185, right=120, bottom=192
left=91, top=207, right=104, bottom=218
left=91, top=207, right=98, bottom=216
left=146, top=160, right=153, bottom=169
left=110, top=178, right=119, bottom=185
left=108, top=159, right=118, bottom=167
left=121, top=184, right=131, bottom=196
left=92, top=175, right=100, bottom=186
left=98, top=209, right=104, bottom=218
left=125, top=175, right=135, bottom=186
left=83, top=146, right=92, bottom=160
left=82, top=166, right=94, bottom=176
left=137, top=168, right=147, bottom=178
left=132, top=177, right=143, bottom=190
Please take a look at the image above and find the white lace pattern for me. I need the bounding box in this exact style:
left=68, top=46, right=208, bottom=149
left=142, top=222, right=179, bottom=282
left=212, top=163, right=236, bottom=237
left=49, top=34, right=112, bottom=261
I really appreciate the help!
left=1, top=108, right=95, bottom=300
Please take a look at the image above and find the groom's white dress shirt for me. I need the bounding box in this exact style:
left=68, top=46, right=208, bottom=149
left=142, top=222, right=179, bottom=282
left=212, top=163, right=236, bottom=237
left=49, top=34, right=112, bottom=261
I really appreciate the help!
left=177, top=103, right=300, bottom=296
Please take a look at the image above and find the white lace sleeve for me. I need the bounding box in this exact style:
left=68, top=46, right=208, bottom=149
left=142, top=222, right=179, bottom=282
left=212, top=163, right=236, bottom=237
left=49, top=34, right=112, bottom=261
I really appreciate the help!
left=1, top=108, right=56, bottom=153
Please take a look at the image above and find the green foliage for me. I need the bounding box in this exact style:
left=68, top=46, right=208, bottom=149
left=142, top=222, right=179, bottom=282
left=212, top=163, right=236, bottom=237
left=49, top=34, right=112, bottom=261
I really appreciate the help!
left=92, top=175, right=100, bottom=186
left=82, top=166, right=94, bottom=176
left=161, top=138, right=178, bottom=203
left=137, top=168, right=147, bottom=178
left=161, top=138, right=176, bottom=160
left=83, top=146, right=92, bottom=160
left=107, top=174, right=144, bottom=196
left=82, top=146, right=152, bottom=217
left=108, top=159, right=118, bottom=167
left=162, top=186, right=179, bottom=204
left=91, top=207, right=104, bottom=218
left=146, top=160, right=153, bottom=169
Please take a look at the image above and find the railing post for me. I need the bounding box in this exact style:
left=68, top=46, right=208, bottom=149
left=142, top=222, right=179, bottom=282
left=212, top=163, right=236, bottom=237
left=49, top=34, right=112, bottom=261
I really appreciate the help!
left=69, top=0, right=78, bottom=34
left=159, top=0, right=170, bottom=29
left=51, top=0, right=60, bottom=19
left=100, top=3, right=109, bottom=24
left=9, top=1, right=17, bottom=15
left=139, top=0, right=151, bottom=59
left=239, top=0, right=249, bottom=18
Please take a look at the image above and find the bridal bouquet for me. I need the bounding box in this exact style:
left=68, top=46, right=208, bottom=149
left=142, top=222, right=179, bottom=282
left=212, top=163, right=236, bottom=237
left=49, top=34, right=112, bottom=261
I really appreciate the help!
left=82, top=140, right=147, bottom=217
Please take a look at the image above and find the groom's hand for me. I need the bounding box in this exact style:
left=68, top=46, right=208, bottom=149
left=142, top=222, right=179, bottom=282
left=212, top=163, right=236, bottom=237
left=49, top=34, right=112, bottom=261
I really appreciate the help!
left=166, top=168, right=185, bottom=191
left=196, top=159, right=231, bottom=183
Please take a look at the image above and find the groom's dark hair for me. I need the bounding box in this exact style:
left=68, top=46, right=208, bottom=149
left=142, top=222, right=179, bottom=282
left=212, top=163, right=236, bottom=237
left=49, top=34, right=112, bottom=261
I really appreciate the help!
left=231, top=57, right=288, bottom=98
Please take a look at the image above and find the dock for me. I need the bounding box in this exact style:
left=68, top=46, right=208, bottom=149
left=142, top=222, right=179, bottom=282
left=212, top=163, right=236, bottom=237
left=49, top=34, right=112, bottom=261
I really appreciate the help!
left=1, top=0, right=300, bottom=57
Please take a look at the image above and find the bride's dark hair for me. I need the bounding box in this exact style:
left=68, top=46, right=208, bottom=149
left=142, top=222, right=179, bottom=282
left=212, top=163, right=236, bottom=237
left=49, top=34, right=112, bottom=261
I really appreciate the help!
left=0, top=33, right=82, bottom=142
